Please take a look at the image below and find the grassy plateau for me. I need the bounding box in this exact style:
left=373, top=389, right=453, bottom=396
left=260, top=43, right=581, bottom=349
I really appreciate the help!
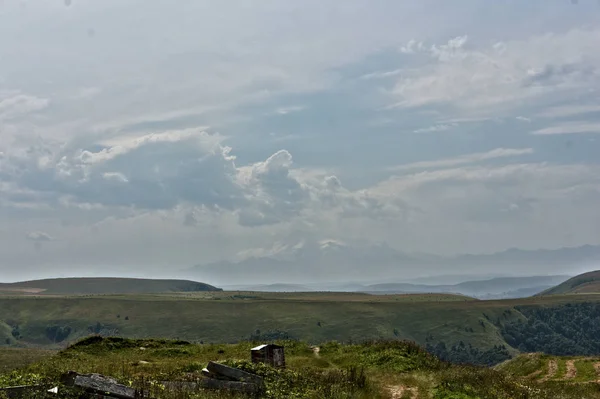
left=1, top=290, right=597, bottom=352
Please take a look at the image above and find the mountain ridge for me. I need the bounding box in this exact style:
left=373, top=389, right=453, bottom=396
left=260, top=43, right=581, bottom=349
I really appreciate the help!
left=223, top=275, right=570, bottom=299
left=186, top=242, right=599, bottom=286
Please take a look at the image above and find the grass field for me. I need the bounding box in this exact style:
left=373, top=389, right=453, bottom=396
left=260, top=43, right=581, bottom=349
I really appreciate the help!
left=2, top=290, right=600, bottom=359
left=0, top=348, right=55, bottom=373
left=2, top=337, right=599, bottom=398
left=0, top=291, right=515, bottom=351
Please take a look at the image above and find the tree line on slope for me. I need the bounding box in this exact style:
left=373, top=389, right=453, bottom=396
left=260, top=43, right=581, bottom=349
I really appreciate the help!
left=501, top=302, right=600, bottom=355
left=425, top=339, right=511, bottom=366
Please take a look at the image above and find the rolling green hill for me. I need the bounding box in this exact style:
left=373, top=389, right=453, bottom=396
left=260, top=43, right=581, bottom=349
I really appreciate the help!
left=0, top=292, right=499, bottom=351
left=3, top=290, right=600, bottom=368
left=537, top=270, right=600, bottom=295
left=0, top=277, right=221, bottom=295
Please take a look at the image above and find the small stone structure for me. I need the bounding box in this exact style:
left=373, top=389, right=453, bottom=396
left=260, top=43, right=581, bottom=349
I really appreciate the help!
left=251, top=344, right=286, bottom=368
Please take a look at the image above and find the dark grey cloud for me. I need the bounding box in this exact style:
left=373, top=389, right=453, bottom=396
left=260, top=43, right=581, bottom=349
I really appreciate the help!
left=1, top=130, right=247, bottom=211
left=1, top=129, right=379, bottom=229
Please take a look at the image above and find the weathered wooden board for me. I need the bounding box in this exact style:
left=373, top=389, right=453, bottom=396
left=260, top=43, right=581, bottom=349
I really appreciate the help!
left=61, top=371, right=137, bottom=399
left=201, top=367, right=230, bottom=380
left=206, top=361, right=263, bottom=385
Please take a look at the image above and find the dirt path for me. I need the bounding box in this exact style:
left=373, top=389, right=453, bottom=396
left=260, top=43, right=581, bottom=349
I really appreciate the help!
left=594, top=362, right=600, bottom=382
left=525, top=369, right=543, bottom=380
left=388, top=385, right=405, bottom=398
left=565, top=360, right=577, bottom=379
left=388, top=385, right=417, bottom=399
left=541, top=359, right=558, bottom=381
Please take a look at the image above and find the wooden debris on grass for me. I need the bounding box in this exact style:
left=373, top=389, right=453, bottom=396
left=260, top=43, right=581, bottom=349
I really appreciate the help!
left=164, top=361, right=263, bottom=395
left=61, top=371, right=138, bottom=399
left=206, top=361, right=263, bottom=385
left=8, top=360, right=264, bottom=399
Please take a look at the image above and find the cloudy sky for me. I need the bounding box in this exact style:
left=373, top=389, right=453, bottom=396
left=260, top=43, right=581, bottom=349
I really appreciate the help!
left=1, top=0, right=600, bottom=280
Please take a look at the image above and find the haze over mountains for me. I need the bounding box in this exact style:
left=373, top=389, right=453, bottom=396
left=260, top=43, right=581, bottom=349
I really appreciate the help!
left=185, top=240, right=599, bottom=287
left=1, top=241, right=594, bottom=300
left=221, top=275, right=570, bottom=300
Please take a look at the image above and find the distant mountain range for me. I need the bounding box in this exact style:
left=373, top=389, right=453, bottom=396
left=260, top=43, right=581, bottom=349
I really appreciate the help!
left=185, top=240, right=600, bottom=288
left=361, top=275, right=570, bottom=299
left=221, top=276, right=569, bottom=299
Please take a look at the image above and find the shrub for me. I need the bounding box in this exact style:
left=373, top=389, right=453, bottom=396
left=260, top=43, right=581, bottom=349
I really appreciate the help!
left=45, top=326, right=72, bottom=343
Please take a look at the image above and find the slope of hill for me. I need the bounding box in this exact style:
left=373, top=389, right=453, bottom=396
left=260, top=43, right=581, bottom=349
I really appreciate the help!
left=0, top=277, right=221, bottom=295
left=496, top=353, right=600, bottom=385
left=2, top=338, right=599, bottom=399
left=537, top=270, right=600, bottom=295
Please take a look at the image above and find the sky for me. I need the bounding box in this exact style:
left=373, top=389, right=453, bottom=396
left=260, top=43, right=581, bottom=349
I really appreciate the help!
left=1, top=0, right=600, bottom=280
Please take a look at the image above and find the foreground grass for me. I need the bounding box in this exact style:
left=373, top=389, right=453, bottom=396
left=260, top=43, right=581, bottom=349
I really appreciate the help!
left=2, top=337, right=600, bottom=398
left=0, top=348, right=55, bottom=373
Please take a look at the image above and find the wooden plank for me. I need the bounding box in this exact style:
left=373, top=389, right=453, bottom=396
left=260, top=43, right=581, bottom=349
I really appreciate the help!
left=61, top=371, right=137, bottom=399
left=206, top=361, right=263, bottom=385
left=201, top=368, right=230, bottom=381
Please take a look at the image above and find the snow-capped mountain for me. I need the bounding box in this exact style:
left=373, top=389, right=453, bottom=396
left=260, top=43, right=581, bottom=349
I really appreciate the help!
left=184, top=239, right=418, bottom=285
left=183, top=242, right=600, bottom=286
